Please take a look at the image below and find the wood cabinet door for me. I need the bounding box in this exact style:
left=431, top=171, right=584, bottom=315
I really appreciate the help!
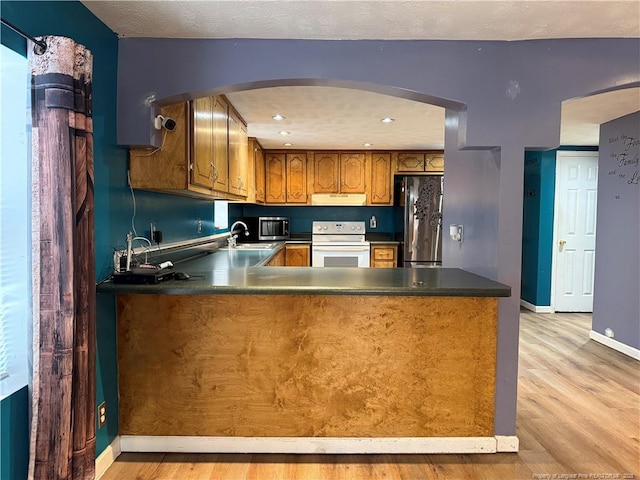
left=425, top=152, right=445, bottom=173
left=267, top=248, right=286, bottom=266
left=370, top=152, right=392, bottom=204
left=265, top=153, right=286, bottom=203
left=254, top=143, right=266, bottom=203
left=313, top=152, right=339, bottom=193
left=212, top=96, right=229, bottom=192
left=340, top=153, right=366, bottom=193
left=286, top=153, right=308, bottom=203
left=228, top=108, right=248, bottom=196
left=397, top=152, right=425, bottom=172
left=285, top=244, right=310, bottom=266
left=191, top=97, right=214, bottom=189
left=129, top=102, right=190, bottom=191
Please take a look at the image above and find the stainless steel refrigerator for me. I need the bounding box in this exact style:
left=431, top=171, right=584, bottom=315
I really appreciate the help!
left=403, top=175, right=444, bottom=267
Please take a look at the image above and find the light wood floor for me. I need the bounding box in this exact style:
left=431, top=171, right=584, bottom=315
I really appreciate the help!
left=101, top=310, right=640, bottom=480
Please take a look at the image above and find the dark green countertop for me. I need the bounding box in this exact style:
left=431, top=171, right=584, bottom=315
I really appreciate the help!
left=97, top=246, right=511, bottom=298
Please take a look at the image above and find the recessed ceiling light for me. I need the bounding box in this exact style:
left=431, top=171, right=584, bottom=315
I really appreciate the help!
left=363, top=143, right=373, bottom=147
left=279, top=131, right=290, bottom=136
left=272, top=114, right=285, bottom=121
left=380, top=117, right=395, bottom=124
left=283, top=142, right=293, bottom=147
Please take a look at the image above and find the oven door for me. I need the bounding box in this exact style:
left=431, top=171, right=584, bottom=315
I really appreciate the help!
left=312, top=244, right=370, bottom=267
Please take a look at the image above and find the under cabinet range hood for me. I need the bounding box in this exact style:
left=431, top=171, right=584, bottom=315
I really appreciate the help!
left=310, top=193, right=367, bottom=206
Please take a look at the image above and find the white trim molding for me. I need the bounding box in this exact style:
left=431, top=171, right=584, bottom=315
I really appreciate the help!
left=520, top=299, right=553, bottom=314
left=120, top=436, right=508, bottom=454
left=590, top=330, right=640, bottom=361
left=495, top=435, right=519, bottom=452
left=95, top=436, right=121, bottom=480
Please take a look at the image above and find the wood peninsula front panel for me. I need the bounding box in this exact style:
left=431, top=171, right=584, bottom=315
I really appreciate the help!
left=117, top=294, right=497, bottom=438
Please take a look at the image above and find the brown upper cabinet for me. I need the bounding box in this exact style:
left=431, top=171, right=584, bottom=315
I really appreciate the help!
left=396, top=152, right=425, bottom=172
left=369, top=152, right=393, bottom=205
left=191, top=96, right=215, bottom=189
left=248, top=138, right=265, bottom=204
left=340, top=153, right=367, bottom=193
left=211, top=96, right=230, bottom=192
left=425, top=153, right=445, bottom=173
left=265, top=152, right=308, bottom=204
left=129, top=101, right=216, bottom=199
left=128, top=96, right=247, bottom=201
left=228, top=106, right=248, bottom=196
left=286, top=153, right=308, bottom=203
left=265, top=153, right=287, bottom=203
left=395, top=151, right=444, bottom=174
left=311, top=152, right=367, bottom=195
left=313, top=153, right=340, bottom=193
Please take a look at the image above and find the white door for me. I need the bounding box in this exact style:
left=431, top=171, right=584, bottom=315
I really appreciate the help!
left=553, top=151, right=599, bottom=312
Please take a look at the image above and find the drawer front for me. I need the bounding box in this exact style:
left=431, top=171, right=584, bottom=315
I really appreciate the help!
left=372, top=261, right=395, bottom=268
left=373, top=247, right=395, bottom=260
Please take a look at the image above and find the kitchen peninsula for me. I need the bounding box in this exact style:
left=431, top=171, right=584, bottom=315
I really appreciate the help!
left=98, top=243, right=510, bottom=454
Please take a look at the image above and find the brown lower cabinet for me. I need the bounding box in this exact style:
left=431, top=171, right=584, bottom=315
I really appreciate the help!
left=265, top=244, right=311, bottom=267
left=370, top=244, right=398, bottom=268
left=116, top=293, right=498, bottom=438
left=284, top=244, right=311, bottom=266
left=265, top=248, right=286, bottom=266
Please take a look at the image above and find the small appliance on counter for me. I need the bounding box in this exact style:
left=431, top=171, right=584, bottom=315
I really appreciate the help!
left=112, top=231, right=177, bottom=284
left=241, top=216, right=290, bottom=241
left=112, top=260, right=176, bottom=284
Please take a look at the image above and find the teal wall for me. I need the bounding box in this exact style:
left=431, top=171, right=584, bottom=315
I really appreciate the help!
left=238, top=205, right=398, bottom=237
left=521, top=147, right=598, bottom=306
left=0, top=387, right=29, bottom=480
left=1, top=0, right=225, bottom=469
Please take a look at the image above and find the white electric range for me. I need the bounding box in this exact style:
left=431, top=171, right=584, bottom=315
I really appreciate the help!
left=311, top=221, right=370, bottom=267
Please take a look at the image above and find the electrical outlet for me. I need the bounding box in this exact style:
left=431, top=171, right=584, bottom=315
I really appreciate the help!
left=197, top=219, right=202, bottom=234
left=150, top=222, right=156, bottom=241
left=98, top=401, right=107, bottom=428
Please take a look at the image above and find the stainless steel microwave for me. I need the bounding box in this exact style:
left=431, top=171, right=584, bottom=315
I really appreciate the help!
left=243, top=217, right=290, bottom=241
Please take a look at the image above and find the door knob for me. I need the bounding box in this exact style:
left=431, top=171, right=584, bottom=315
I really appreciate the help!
left=559, top=240, right=566, bottom=246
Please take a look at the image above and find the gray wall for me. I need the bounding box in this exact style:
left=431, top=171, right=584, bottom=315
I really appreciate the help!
left=116, top=37, right=640, bottom=436
left=593, top=112, right=640, bottom=350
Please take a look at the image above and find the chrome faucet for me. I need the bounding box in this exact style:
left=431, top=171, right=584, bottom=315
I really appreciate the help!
left=227, top=221, right=249, bottom=248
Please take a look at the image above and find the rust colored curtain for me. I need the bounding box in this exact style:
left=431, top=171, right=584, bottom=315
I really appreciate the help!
left=28, top=36, right=96, bottom=480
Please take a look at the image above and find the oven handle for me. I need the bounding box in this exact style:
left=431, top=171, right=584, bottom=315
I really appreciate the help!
left=312, top=245, right=371, bottom=252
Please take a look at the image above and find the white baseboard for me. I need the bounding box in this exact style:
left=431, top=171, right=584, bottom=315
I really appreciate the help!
left=96, top=436, right=121, bottom=480
left=520, top=299, right=553, bottom=314
left=495, top=435, right=519, bottom=452
left=589, top=330, right=640, bottom=361
left=120, top=435, right=501, bottom=454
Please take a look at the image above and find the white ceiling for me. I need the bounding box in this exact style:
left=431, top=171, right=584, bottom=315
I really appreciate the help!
left=225, top=87, right=446, bottom=150
left=82, top=0, right=640, bottom=149
left=82, top=1, right=639, bottom=41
